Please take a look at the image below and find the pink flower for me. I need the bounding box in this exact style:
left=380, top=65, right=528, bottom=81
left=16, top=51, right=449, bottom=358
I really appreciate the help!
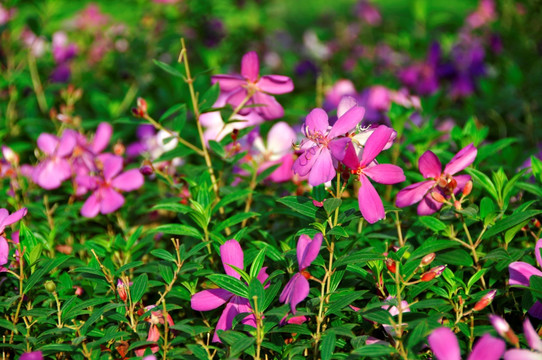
left=19, top=351, right=43, bottom=360
left=342, top=125, right=405, bottom=223
left=396, top=144, right=477, bottom=215
left=280, top=233, right=322, bottom=314
left=135, top=305, right=174, bottom=356
left=33, top=132, right=76, bottom=189
left=191, top=239, right=268, bottom=342
left=0, top=208, right=27, bottom=271
left=503, top=318, right=542, bottom=360
left=77, top=155, right=143, bottom=217
left=212, top=52, right=294, bottom=120
left=508, top=239, right=542, bottom=319
left=293, top=102, right=365, bottom=186
left=428, top=327, right=505, bottom=360
left=52, top=32, right=77, bottom=64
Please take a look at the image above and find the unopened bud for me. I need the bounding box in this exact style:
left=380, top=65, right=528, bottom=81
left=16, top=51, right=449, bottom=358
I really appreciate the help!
left=421, top=253, right=436, bottom=266
left=73, top=286, right=84, bottom=296
left=462, top=181, right=473, bottom=197
left=385, top=258, right=396, bottom=273
left=2, top=146, right=19, bottom=165
left=231, top=129, right=239, bottom=141
left=139, top=161, right=154, bottom=176
left=421, top=265, right=446, bottom=282
left=473, top=290, right=496, bottom=311
left=300, top=270, right=311, bottom=280
left=445, top=178, right=458, bottom=193
left=132, top=97, right=148, bottom=118
left=44, top=280, right=56, bottom=293
left=117, top=279, right=128, bottom=302
left=431, top=191, right=447, bottom=203
left=454, top=200, right=462, bottom=210
left=113, top=143, right=125, bottom=156
left=489, top=314, right=518, bottom=346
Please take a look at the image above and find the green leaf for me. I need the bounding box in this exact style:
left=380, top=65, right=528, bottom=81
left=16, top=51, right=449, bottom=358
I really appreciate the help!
left=80, top=303, right=124, bottom=335
left=277, top=196, right=318, bottom=220
left=151, top=249, right=176, bottom=263
left=208, top=274, right=249, bottom=298
left=419, top=216, right=447, bottom=232
left=326, top=291, right=367, bottom=315
left=159, top=103, right=186, bottom=123
left=248, top=278, right=265, bottom=312
left=214, top=190, right=252, bottom=212
left=153, top=59, right=184, bottom=78
left=328, top=226, right=349, bottom=238
left=24, top=256, right=70, bottom=294
left=480, top=197, right=495, bottom=220
left=333, top=249, right=384, bottom=268
left=530, top=276, right=542, bottom=302
left=464, top=168, right=498, bottom=202
left=249, top=249, right=266, bottom=280
left=467, top=269, right=488, bottom=294
left=262, top=281, right=282, bottom=312
left=130, top=273, right=148, bottom=303
left=200, top=83, right=220, bottom=112
left=438, top=249, right=473, bottom=266
left=19, top=223, right=41, bottom=266
left=208, top=140, right=225, bottom=158
left=324, top=198, right=342, bottom=216
left=321, top=331, right=336, bottom=360
left=353, top=344, right=398, bottom=356
left=214, top=212, right=259, bottom=233
left=153, top=224, right=203, bottom=239
left=409, top=239, right=459, bottom=260
left=483, top=210, right=542, bottom=239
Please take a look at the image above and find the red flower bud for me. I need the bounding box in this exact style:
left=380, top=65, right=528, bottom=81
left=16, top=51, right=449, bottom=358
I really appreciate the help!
left=462, top=181, right=473, bottom=196
left=431, top=191, right=447, bottom=203
left=473, top=290, right=496, bottom=311
left=386, top=258, right=396, bottom=273
left=117, top=280, right=128, bottom=302
left=421, top=265, right=446, bottom=282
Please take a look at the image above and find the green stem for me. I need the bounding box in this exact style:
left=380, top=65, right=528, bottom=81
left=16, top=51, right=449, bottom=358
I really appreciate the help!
left=27, top=53, right=47, bottom=113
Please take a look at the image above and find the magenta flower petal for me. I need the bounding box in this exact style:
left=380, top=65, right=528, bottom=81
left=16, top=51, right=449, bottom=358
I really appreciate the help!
left=503, top=349, right=542, bottom=360
left=293, top=145, right=320, bottom=177
left=364, top=164, right=405, bottom=185
left=279, top=273, right=310, bottom=314
left=342, top=142, right=361, bottom=170
left=1, top=208, right=27, bottom=228
left=358, top=174, right=385, bottom=224
left=536, top=238, right=542, bottom=269
left=211, top=75, right=245, bottom=92
left=0, top=237, right=8, bottom=266
left=305, top=108, right=329, bottom=134
left=252, top=92, right=284, bottom=119
left=523, top=318, right=542, bottom=352
left=308, top=148, right=335, bottom=186
left=227, top=88, right=250, bottom=113
left=509, top=261, right=542, bottom=286
left=241, top=51, right=259, bottom=82
left=360, top=125, right=394, bottom=167
left=258, top=75, right=294, bottom=94
left=268, top=154, right=294, bottom=183
left=443, top=143, right=477, bottom=175
left=235, top=296, right=257, bottom=327
left=112, top=169, right=144, bottom=191
left=57, top=132, right=76, bottom=157
left=212, top=300, right=237, bottom=343
left=328, top=137, right=352, bottom=162
left=428, top=327, right=461, bottom=360
left=91, top=122, right=113, bottom=154
left=37, top=133, right=59, bottom=155
left=419, top=150, right=442, bottom=179
left=467, top=334, right=505, bottom=360
left=81, top=193, right=101, bottom=218
left=327, top=106, right=365, bottom=139
left=395, top=180, right=435, bottom=207
left=19, top=352, right=43, bottom=360
left=220, top=239, right=244, bottom=279
left=529, top=301, right=542, bottom=319
left=267, top=122, right=296, bottom=155
left=454, top=174, right=472, bottom=194
left=297, top=233, right=323, bottom=270
left=191, top=288, right=232, bottom=311
left=103, top=155, right=123, bottom=181
left=257, top=267, right=269, bottom=285
left=100, top=187, right=125, bottom=214
left=417, top=193, right=443, bottom=216
left=337, top=96, right=358, bottom=118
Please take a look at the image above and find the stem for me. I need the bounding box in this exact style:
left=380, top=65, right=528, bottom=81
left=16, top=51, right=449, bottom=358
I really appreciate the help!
left=394, top=262, right=408, bottom=360
left=53, top=292, right=63, bottom=328
left=395, top=211, right=404, bottom=247
left=9, top=242, right=25, bottom=344
left=27, top=53, right=47, bottom=113
left=253, top=296, right=263, bottom=360
left=144, top=114, right=204, bottom=156
left=156, top=239, right=184, bottom=307
left=241, top=164, right=258, bottom=228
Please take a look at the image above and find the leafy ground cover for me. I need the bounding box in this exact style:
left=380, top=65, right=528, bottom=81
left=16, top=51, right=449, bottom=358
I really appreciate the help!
left=1, top=0, right=542, bottom=359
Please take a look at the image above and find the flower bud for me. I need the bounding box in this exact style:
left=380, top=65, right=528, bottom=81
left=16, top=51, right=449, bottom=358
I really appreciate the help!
left=73, top=286, right=83, bottom=296
left=473, top=290, right=496, bottom=311
left=132, top=97, right=148, bottom=118
left=421, top=265, right=446, bottom=282
left=139, top=161, right=154, bottom=176
left=489, top=314, right=519, bottom=346
left=462, top=181, right=473, bottom=197
left=2, top=146, right=19, bottom=165
left=113, top=143, right=125, bottom=156
left=421, top=253, right=436, bottom=266
left=44, top=280, right=56, bottom=293
left=431, top=191, right=447, bottom=204
left=385, top=258, right=396, bottom=273
left=454, top=200, right=462, bottom=210
left=117, top=279, right=128, bottom=302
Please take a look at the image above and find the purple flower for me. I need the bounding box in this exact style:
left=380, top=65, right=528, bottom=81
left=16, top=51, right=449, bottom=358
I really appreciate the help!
left=212, top=51, right=294, bottom=120
left=509, top=239, right=542, bottom=319
left=503, top=318, right=542, bottom=360
left=399, top=43, right=442, bottom=96
left=77, top=154, right=143, bottom=218
left=428, top=327, right=505, bottom=360
left=33, top=131, right=76, bottom=190
left=396, top=144, right=477, bottom=215
left=52, top=32, right=77, bottom=64
left=293, top=103, right=365, bottom=186
left=342, top=125, right=405, bottom=223
left=191, top=239, right=268, bottom=342
left=280, top=233, right=322, bottom=314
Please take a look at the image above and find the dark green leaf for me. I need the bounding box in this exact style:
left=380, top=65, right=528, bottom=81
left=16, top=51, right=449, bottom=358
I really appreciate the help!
left=130, top=273, right=148, bottom=303
left=208, top=274, right=248, bottom=298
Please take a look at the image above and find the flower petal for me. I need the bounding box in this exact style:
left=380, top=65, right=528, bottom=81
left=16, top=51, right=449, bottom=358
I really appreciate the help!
left=337, top=96, right=358, bottom=118
left=504, top=349, right=542, bottom=360
left=364, top=164, right=405, bottom=185
left=258, top=75, right=294, bottom=94
left=293, top=145, right=320, bottom=177
left=81, top=193, right=101, bottom=218
left=523, top=318, right=542, bottom=352
left=1, top=208, right=27, bottom=229
left=57, top=131, right=76, bottom=157
left=253, top=92, right=284, bottom=120
left=328, top=106, right=365, bottom=139
left=91, top=122, right=113, bottom=154
left=419, top=150, right=442, bottom=179
left=328, top=137, right=352, bottom=162
left=220, top=239, right=244, bottom=279
left=37, top=134, right=59, bottom=155
left=0, top=237, right=8, bottom=266
left=444, top=143, right=477, bottom=175
left=308, top=148, right=335, bottom=187
left=297, top=233, right=323, bottom=270
left=395, top=180, right=435, bottom=208
left=529, top=301, right=542, bottom=319
left=417, top=193, right=443, bottom=215
left=100, top=187, right=125, bottom=214
left=467, top=334, right=505, bottom=360
left=360, top=125, right=394, bottom=166
left=342, top=142, right=361, bottom=170
left=267, top=121, right=296, bottom=156
left=428, top=327, right=461, bottom=360
left=212, top=75, right=246, bottom=92
left=358, top=175, right=385, bottom=224
left=103, top=155, right=123, bottom=181
left=191, top=289, right=232, bottom=311
left=280, top=273, right=309, bottom=314
left=509, top=262, right=542, bottom=287
left=305, top=108, right=329, bottom=134
left=241, top=51, right=259, bottom=82
left=112, top=169, right=144, bottom=191
left=213, top=300, right=238, bottom=342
